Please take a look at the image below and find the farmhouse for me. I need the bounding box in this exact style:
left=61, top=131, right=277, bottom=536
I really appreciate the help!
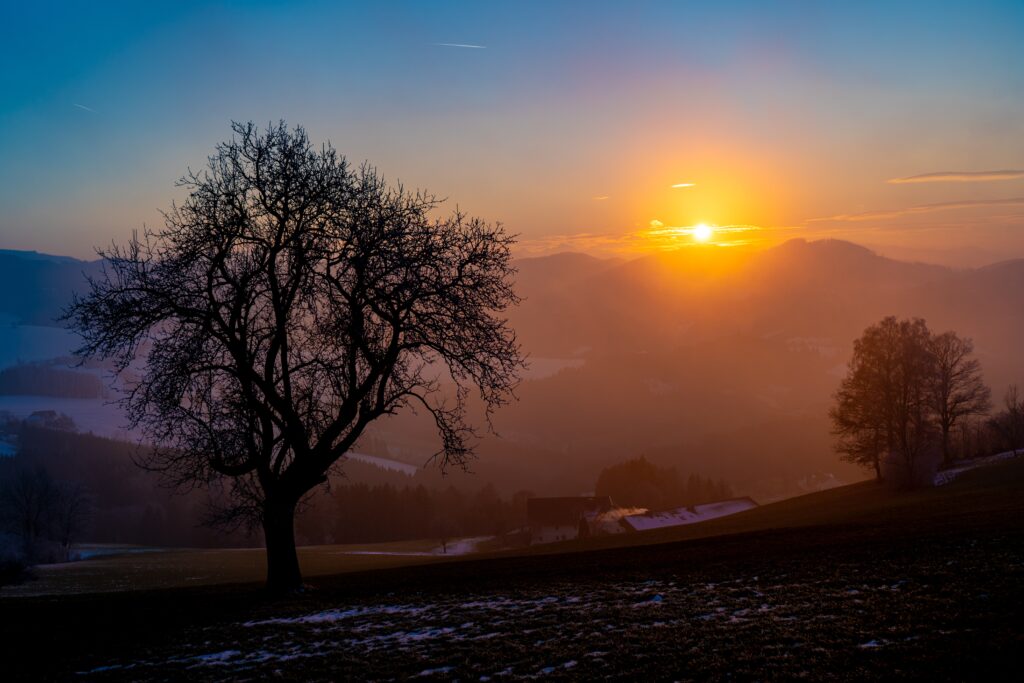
left=621, top=497, right=758, bottom=532
left=527, top=496, right=613, bottom=544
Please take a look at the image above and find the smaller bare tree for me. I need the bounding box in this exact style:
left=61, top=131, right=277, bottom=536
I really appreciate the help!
left=0, top=465, right=55, bottom=562
left=52, top=483, right=90, bottom=562
left=0, top=466, right=92, bottom=563
left=929, top=331, right=991, bottom=466
left=990, top=385, right=1024, bottom=457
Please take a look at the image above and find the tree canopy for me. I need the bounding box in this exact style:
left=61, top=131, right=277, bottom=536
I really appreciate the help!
left=65, top=121, right=525, bottom=591
left=830, top=316, right=991, bottom=486
left=594, top=456, right=731, bottom=511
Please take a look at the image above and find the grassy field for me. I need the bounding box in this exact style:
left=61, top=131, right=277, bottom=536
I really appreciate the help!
left=1, top=538, right=452, bottom=597
left=5, top=464, right=1001, bottom=598
left=3, top=459, right=1024, bottom=680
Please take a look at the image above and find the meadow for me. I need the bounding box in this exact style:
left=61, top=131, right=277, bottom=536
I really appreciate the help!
left=3, top=458, right=1023, bottom=680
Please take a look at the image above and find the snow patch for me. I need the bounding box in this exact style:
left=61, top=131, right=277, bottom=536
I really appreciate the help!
left=624, top=498, right=758, bottom=532
left=344, top=451, right=418, bottom=476
left=934, top=450, right=1019, bottom=486
left=338, top=536, right=494, bottom=558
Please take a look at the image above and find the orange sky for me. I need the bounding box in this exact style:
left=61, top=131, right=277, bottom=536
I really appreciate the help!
left=2, top=3, right=1023, bottom=268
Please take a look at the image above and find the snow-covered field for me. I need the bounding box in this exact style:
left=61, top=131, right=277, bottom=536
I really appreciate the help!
left=0, top=324, right=78, bottom=368
left=623, top=498, right=758, bottom=532
left=344, top=451, right=419, bottom=476
left=934, top=450, right=1020, bottom=486
left=520, top=357, right=585, bottom=380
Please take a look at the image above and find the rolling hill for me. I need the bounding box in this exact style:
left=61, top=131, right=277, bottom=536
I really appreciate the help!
left=3, top=242, right=1024, bottom=499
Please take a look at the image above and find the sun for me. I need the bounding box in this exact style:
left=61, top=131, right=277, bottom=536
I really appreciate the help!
left=693, top=223, right=713, bottom=243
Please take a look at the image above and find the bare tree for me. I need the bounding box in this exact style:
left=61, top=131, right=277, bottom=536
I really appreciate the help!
left=831, top=317, right=937, bottom=485
left=52, top=482, right=90, bottom=562
left=65, top=121, right=524, bottom=592
left=928, top=331, right=991, bottom=466
left=990, top=385, right=1024, bottom=457
left=0, top=465, right=54, bottom=562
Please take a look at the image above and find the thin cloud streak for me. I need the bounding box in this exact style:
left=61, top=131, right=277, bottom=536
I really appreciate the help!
left=810, top=197, right=1024, bottom=222
left=433, top=43, right=486, bottom=49
left=72, top=103, right=97, bottom=113
left=887, top=170, right=1024, bottom=184
left=671, top=183, right=695, bottom=188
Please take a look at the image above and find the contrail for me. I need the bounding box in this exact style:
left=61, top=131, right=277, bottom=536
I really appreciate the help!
left=73, top=103, right=97, bottom=113
left=433, top=43, right=486, bottom=49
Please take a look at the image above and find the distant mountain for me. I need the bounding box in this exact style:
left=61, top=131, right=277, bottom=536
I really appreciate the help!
left=505, top=239, right=956, bottom=356
left=3, top=240, right=1023, bottom=500
left=489, top=239, right=1024, bottom=497
left=0, top=250, right=102, bottom=327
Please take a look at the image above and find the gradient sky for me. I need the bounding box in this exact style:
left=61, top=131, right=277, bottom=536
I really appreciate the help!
left=2, top=1, right=1023, bottom=265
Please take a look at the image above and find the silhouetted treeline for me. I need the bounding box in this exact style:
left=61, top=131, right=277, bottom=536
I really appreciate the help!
left=2, top=423, right=246, bottom=548
left=0, top=420, right=534, bottom=551
left=594, top=456, right=732, bottom=510
left=295, top=483, right=532, bottom=546
left=943, top=386, right=1024, bottom=461
left=0, top=463, right=89, bottom=570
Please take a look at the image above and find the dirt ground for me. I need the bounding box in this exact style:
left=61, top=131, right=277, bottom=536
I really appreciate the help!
left=4, top=461, right=1024, bottom=681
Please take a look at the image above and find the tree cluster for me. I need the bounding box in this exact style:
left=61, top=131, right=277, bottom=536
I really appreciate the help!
left=295, top=483, right=531, bottom=547
left=594, top=456, right=732, bottom=511
left=988, top=385, right=1024, bottom=456
left=2, top=420, right=536, bottom=555
left=3, top=423, right=242, bottom=549
left=831, top=317, right=992, bottom=487
left=0, top=461, right=90, bottom=569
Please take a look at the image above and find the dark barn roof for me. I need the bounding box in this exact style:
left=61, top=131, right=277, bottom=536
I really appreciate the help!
left=527, top=496, right=613, bottom=527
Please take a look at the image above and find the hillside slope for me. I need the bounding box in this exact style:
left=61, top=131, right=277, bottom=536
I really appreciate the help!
left=4, top=457, right=1023, bottom=680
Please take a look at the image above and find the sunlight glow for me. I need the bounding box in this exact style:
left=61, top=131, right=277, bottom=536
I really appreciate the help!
left=625, top=222, right=762, bottom=254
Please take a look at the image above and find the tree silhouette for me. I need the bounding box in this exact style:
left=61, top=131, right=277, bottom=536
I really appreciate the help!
left=990, top=385, right=1024, bottom=456
left=65, top=121, right=524, bottom=592
left=830, top=317, right=938, bottom=484
left=928, top=331, right=991, bottom=466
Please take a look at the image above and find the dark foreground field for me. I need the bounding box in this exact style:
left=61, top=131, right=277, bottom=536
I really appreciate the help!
left=4, top=461, right=1024, bottom=681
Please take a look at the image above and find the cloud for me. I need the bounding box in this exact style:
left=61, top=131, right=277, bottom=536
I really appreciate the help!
left=810, top=197, right=1024, bottom=222
left=593, top=195, right=610, bottom=200
left=670, top=182, right=695, bottom=188
left=887, top=170, right=1024, bottom=184
left=433, top=43, right=486, bottom=49
left=72, top=103, right=97, bottom=113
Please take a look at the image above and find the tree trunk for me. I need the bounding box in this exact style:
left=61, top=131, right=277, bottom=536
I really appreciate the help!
left=262, top=499, right=303, bottom=594
left=941, top=426, right=951, bottom=468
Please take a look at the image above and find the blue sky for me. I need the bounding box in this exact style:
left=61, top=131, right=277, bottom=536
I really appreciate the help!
left=2, top=1, right=1023, bottom=263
